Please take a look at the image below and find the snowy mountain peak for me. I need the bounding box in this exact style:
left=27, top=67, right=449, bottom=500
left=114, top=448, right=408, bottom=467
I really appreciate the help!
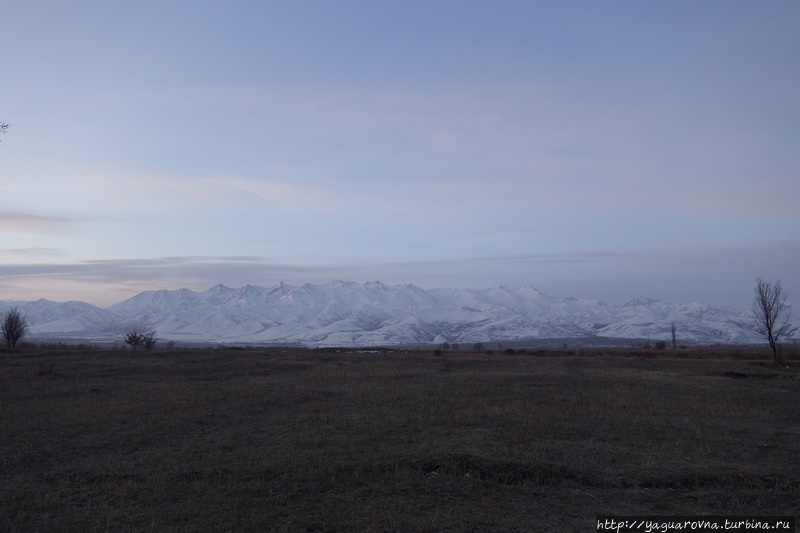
left=3, top=281, right=780, bottom=346
left=206, top=284, right=234, bottom=297
left=623, top=296, right=662, bottom=307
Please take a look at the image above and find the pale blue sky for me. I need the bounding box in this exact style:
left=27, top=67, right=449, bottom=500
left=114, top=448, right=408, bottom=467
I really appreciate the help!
left=2, top=1, right=798, bottom=308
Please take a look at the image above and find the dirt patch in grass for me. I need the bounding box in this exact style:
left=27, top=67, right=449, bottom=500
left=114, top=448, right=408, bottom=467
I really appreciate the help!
left=1, top=347, right=798, bottom=531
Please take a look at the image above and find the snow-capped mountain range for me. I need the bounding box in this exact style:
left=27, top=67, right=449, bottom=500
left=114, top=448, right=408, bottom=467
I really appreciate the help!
left=0, top=281, right=791, bottom=346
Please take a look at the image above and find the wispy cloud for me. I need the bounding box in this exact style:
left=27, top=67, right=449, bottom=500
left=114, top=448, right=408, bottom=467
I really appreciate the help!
left=7, top=82, right=798, bottom=221
left=0, top=250, right=662, bottom=304
left=1, top=245, right=798, bottom=310
left=0, top=210, right=77, bottom=234
left=0, top=247, right=66, bottom=257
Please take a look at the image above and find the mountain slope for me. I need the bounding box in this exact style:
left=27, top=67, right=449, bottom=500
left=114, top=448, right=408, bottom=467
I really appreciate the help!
left=3, top=281, right=790, bottom=345
left=0, top=299, right=120, bottom=337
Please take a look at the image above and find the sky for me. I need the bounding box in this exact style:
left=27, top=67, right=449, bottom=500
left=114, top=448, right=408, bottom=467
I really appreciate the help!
left=1, top=1, right=799, bottom=309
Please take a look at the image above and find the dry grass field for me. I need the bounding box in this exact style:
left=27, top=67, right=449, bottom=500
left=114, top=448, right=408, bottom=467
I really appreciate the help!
left=1, top=345, right=798, bottom=532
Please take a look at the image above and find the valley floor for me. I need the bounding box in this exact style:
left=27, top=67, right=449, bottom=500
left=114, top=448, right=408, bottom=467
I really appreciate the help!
left=1, top=346, right=798, bottom=531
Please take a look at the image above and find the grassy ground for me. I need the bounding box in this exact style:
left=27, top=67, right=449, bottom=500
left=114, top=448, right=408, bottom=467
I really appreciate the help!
left=1, top=346, right=798, bottom=532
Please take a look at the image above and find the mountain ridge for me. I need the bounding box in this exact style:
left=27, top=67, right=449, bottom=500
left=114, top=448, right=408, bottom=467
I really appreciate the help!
left=1, top=281, right=792, bottom=346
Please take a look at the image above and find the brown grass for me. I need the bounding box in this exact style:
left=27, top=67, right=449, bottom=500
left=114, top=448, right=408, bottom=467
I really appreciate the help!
left=1, top=346, right=798, bottom=531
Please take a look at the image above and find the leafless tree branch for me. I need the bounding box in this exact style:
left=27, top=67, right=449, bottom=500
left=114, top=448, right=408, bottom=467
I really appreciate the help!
left=752, top=278, right=791, bottom=364
left=2, top=308, right=28, bottom=349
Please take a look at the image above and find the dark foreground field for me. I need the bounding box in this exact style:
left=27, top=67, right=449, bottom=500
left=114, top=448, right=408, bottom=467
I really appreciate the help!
left=1, top=346, right=798, bottom=532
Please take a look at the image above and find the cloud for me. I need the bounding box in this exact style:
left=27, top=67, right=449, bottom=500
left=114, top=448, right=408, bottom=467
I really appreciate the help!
left=0, top=247, right=66, bottom=257
left=0, top=210, right=78, bottom=234
left=203, top=176, right=366, bottom=213
left=7, top=162, right=375, bottom=217
left=1, top=246, right=798, bottom=310
left=8, top=81, right=799, bottom=222
left=0, top=251, right=632, bottom=305
left=0, top=256, right=272, bottom=305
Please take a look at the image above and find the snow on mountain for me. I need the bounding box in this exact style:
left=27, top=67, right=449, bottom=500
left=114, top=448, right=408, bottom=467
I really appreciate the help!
left=0, top=299, right=120, bottom=337
left=2, top=281, right=786, bottom=346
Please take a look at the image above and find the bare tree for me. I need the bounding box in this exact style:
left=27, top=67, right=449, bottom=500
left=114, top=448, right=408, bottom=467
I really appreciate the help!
left=126, top=330, right=158, bottom=351
left=752, top=278, right=791, bottom=365
left=2, top=308, right=28, bottom=348
left=124, top=331, right=144, bottom=350
left=0, top=121, right=8, bottom=144
left=142, top=330, right=158, bottom=351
